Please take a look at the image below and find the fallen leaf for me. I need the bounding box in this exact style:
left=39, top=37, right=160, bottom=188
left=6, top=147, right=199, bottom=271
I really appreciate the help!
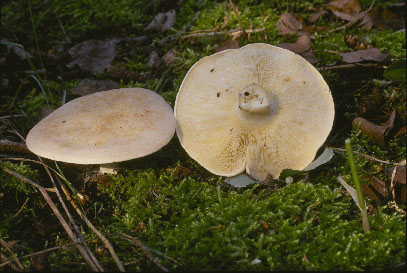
left=361, top=174, right=389, bottom=203
left=303, top=147, right=334, bottom=171
left=215, top=39, right=240, bottom=52
left=352, top=110, right=396, bottom=148
left=278, top=34, right=311, bottom=54
left=144, top=9, right=176, bottom=32
left=70, top=78, right=119, bottom=96
left=161, top=48, right=179, bottom=65
left=147, top=51, right=161, bottom=68
left=329, top=0, right=361, bottom=21
left=104, top=62, right=143, bottom=83
left=337, top=175, right=366, bottom=212
left=279, top=147, right=334, bottom=179
left=368, top=6, right=405, bottom=30
left=7, top=43, right=32, bottom=60
left=300, top=51, right=319, bottom=64
left=385, top=165, right=406, bottom=185
left=67, top=40, right=117, bottom=75
left=277, top=13, right=303, bottom=35
left=307, top=10, right=328, bottom=24
left=357, top=87, right=383, bottom=115
left=340, top=48, right=389, bottom=63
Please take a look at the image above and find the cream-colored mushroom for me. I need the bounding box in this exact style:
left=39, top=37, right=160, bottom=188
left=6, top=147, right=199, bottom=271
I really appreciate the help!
left=174, top=43, right=335, bottom=182
left=26, top=88, right=176, bottom=172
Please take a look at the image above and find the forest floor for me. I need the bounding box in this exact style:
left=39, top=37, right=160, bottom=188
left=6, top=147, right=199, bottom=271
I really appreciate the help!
left=0, top=0, right=406, bottom=271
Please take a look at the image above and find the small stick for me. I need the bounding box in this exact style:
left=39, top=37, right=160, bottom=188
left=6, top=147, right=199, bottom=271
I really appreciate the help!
left=0, top=239, right=24, bottom=270
left=41, top=162, right=105, bottom=272
left=0, top=140, right=32, bottom=154
left=0, top=252, right=22, bottom=271
left=331, top=147, right=394, bottom=165
left=118, top=233, right=168, bottom=272
left=229, top=0, right=245, bottom=34
left=1, top=166, right=100, bottom=271
left=55, top=175, right=125, bottom=272
left=0, top=240, right=99, bottom=268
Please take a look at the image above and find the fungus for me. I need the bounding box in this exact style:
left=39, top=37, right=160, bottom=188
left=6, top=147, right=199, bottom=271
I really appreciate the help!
left=174, top=43, right=334, bottom=182
left=26, top=88, right=176, bottom=172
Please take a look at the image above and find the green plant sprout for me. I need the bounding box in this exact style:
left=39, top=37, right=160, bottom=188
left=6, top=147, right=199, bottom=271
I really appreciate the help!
left=345, top=138, right=370, bottom=233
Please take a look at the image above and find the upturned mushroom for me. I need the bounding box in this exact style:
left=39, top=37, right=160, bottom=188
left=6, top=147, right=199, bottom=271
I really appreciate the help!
left=174, top=43, right=335, bottom=182
left=26, top=88, right=176, bottom=172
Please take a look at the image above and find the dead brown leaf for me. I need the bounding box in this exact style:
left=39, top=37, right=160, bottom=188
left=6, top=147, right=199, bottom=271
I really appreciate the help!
left=385, top=165, right=406, bottom=185
left=277, top=13, right=303, bottom=35
left=361, top=174, right=389, bottom=203
left=300, top=51, right=319, bottom=64
left=70, top=78, right=119, bottom=96
left=352, top=110, right=396, bottom=148
left=329, top=0, right=361, bottom=21
left=67, top=40, right=117, bottom=75
left=278, top=34, right=311, bottom=54
left=215, top=39, right=240, bottom=52
left=147, top=51, right=161, bottom=68
left=368, top=6, right=405, bottom=30
left=307, top=10, right=328, bottom=24
left=340, top=48, right=389, bottom=63
left=144, top=10, right=176, bottom=32
left=161, top=48, right=180, bottom=65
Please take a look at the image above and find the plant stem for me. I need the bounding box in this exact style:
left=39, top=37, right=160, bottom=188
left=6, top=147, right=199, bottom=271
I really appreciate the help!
left=345, top=138, right=370, bottom=232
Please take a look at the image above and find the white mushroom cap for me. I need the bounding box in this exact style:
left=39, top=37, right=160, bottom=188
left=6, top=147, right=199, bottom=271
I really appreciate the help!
left=26, top=88, right=176, bottom=164
left=174, top=43, right=335, bottom=181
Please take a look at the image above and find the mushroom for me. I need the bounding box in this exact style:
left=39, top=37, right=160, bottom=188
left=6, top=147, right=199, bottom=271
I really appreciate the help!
left=174, top=43, right=335, bottom=182
left=26, top=88, right=176, bottom=172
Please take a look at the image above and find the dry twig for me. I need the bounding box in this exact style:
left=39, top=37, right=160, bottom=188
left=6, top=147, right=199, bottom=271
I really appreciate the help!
left=55, top=175, right=126, bottom=272
left=41, top=161, right=105, bottom=272
left=331, top=147, right=395, bottom=165
left=1, top=166, right=101, bottom=272
left=0, top=239, right=24, bottom=271
left=118, top=233, right=169, bottom=272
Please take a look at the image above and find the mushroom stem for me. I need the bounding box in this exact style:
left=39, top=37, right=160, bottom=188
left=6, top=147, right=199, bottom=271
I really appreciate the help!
left=238, top=84, right=271, bottom=114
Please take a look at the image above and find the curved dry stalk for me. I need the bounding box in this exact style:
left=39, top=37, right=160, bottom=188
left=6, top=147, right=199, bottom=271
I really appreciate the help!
left=331, top=147, right=395, bottom=165
left=41, top=162, right=105, bottom=272
left=1, top=166, right=100, bottom=272
left=0, top=239, right=24, bottom=271
left=0, top=252, right=22, bottom=271
left=118, top=233, right=168, bottom=272
left=55, top=176, right=125, bottom=272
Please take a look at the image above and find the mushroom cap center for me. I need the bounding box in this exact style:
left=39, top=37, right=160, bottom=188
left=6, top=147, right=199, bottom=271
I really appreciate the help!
left=238, top=84, right=271, bottom=114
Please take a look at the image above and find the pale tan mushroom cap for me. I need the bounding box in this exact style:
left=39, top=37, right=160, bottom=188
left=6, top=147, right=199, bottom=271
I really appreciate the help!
left=26, top=88, right=176, bottom=164
left=174, top=43, right=335, bottom=181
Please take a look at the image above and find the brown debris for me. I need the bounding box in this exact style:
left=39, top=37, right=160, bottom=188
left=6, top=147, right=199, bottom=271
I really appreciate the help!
left=67, top=40, right=117, bottom=75
left=307, top=10, right=328, bottom=24
left=277, top=13, right=303, bottom=35
left=356, top=87, right=383, bottom=115
left=104, top=62, right=145, bottom=83
left=340, top=48, right=389, bottom=64
left=215, top=39, right=240, bottom=52
left=278, top=34, right=311, bottom=54
left=144, top=10, right=176, bottom=32
left=70, top=78, right=119, bottom=96
left=344, top=34, right=373, bottom=50
left=352, top=110, right=395, bottom=148
left=385, top=165, right=406, bottom=185
left=329, top=0, right=361, bottom=21
left=361, top=174, right=389, bottom=203
left=147, top=51, right=161, bottom=68
left=368, top=7, right=405, bottom=30
left=161, top=48, right=180, bottom=65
